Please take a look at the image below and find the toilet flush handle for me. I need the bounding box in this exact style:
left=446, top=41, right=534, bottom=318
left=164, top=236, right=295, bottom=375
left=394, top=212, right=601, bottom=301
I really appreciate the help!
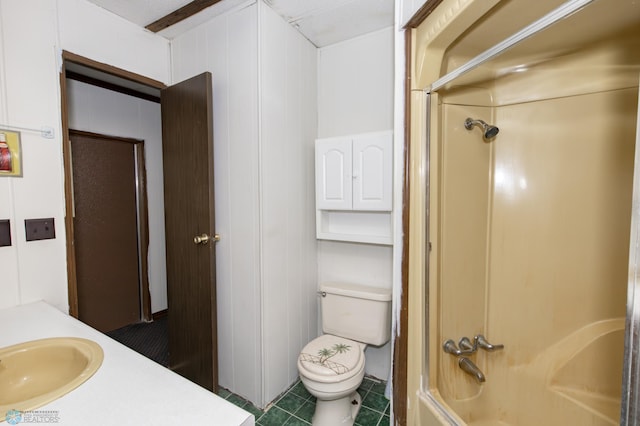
left=317, top=291, right=327, bottom=297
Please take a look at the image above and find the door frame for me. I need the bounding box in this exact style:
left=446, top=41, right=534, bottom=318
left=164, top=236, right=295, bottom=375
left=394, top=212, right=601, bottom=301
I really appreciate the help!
left=69, top=129, right=150, bottom=326
left=60, top=51, right=166, bottom=320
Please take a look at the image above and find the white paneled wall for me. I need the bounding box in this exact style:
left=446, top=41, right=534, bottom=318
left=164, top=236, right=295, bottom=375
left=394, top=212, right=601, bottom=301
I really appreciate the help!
left=318, top=28, right=394, bottom=138
left=171, top=0, right=318, bottom=408
left=0, top=0, right=68, bottom=312
left=0, top=0, right=170, bottom=313
left=172, top=3, right=262, bottom=405
left=317, top=27, right=395, bottom=380
left=66, top=80, right=167, bottom=313
left=0, top=0, right=20, bottom=309
left=259, top=2, right=318, bottom=404
left=57, top=0, right=170, bottom=83
left=400, top=0, right=429, bottom=26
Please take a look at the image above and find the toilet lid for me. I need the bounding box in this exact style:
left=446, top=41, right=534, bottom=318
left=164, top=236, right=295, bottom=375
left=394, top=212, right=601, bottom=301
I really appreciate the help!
left=298, top=335, right=363, bottom=377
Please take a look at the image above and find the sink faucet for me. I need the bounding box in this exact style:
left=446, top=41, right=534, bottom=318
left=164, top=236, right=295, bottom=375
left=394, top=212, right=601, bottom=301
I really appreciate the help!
left=458, top=357, right=485, bottom=384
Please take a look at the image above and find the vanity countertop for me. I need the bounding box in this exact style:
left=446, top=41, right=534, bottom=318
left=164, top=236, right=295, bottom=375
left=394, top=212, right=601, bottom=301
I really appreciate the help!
left=0, top=301, right=254, bottom=426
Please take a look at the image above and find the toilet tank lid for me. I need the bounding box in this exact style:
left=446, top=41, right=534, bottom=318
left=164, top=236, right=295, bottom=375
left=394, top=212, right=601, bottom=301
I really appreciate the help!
left=320, top=282, right=391, bottom=302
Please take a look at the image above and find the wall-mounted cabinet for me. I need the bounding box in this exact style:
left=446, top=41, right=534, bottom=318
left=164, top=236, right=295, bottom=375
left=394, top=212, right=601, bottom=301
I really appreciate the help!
left=315, top=131, right=393, bottom=244
left=316, top=130, right=392, bottom=211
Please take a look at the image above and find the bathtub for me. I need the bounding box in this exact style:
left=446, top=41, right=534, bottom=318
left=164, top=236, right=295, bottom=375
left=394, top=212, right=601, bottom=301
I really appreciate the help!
left=405, top=0, right=640, bottom=424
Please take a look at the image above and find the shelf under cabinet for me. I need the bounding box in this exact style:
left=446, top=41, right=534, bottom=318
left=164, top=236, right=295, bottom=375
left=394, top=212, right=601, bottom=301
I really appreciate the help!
left=316, top=210, right=392, bottom=245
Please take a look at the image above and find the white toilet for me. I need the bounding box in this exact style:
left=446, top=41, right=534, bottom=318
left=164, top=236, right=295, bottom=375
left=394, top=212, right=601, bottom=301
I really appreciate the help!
left=297, top=282, right=391, bottom=426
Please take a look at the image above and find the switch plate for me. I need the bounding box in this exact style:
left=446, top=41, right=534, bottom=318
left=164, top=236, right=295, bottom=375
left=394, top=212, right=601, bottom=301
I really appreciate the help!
left=25, top=218, right=56, bottom=242
left=0, top=220, right=10, bottom=247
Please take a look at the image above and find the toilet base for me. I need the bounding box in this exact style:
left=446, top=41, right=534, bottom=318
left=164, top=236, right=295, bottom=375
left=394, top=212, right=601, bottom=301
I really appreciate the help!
left=312, top=391, right=362, bottom=426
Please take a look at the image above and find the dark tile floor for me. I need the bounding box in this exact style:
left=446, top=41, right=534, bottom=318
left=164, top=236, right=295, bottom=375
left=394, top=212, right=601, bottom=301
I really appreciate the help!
left=108, top=319, right=390, bottom=424
left=217, top=376, right=390, bottom=426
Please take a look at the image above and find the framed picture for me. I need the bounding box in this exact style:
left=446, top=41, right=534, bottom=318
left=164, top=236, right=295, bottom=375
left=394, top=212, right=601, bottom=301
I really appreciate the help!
left=0, top=129, right=22, bottom=177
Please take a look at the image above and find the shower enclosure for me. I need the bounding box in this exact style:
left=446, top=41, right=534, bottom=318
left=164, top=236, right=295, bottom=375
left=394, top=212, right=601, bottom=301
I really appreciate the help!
left=406, top=0, right=640, bottom=424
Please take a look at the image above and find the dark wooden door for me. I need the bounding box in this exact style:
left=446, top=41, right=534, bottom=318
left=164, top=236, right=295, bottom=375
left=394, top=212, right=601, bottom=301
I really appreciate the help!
left=161, top=73, right=218, bottom=392
left=71, top=132, right=141, bottom=332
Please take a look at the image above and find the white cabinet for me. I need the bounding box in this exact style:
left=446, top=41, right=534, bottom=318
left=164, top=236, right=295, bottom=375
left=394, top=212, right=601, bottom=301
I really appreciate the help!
left=316, top=131, right=392, bottom=211
left=315, top=136, right=353, bottom=210
left=315, top=131, right=393, bottom=245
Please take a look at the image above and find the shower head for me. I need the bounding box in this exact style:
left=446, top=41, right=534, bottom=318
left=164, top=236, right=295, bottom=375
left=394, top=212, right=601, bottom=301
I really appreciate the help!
left=464, top=118, right=499, bottom=140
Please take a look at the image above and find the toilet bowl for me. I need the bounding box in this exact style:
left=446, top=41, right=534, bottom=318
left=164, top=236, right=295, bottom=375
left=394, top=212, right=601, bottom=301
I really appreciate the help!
left=298, top=335, right=366, bottom=425
left=297, top=282, right=391, bottom=426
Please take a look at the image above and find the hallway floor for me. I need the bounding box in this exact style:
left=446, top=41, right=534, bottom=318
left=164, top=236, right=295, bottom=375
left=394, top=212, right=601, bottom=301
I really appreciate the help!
left=106, top=316, right=169, bottom=367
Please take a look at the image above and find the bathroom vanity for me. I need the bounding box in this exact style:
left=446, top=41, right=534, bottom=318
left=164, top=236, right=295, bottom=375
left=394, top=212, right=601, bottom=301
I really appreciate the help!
left=0, top=301, right=254, bottom=426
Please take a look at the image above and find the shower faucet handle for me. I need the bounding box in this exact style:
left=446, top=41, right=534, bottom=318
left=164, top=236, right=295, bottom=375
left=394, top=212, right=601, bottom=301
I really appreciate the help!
left=475, top=335, right=504, bottom=352
left=443, top=339, right=475, bottom=356
left=444, top=335, right=504, bottom=356
left=458, top=337, right=475, bottom=352
left=443, top=340, right=463, bottom=356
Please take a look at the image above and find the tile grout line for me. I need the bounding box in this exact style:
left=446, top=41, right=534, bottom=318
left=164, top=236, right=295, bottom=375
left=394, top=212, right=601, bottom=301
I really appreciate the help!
left=223, top=377, right=389, bottom=425
left=360, top=387, right=390, bottom=416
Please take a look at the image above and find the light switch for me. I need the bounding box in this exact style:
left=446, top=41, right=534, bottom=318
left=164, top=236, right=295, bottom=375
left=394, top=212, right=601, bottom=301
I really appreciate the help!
left=25, top=218, right=56, bottom=242
left=0, top=220, right=10, bottom=247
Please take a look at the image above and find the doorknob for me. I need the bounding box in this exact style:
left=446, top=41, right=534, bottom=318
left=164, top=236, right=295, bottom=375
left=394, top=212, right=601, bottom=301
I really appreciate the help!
left=193, top=233, right=221, bottom=245
left=194, top=233, right=210, bottom=244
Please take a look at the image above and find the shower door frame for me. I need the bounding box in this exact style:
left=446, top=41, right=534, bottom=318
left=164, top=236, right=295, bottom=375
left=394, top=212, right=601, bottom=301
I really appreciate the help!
left=621, top=76, right=640, bottom=426
left=420, top=90, right=459, bottom=425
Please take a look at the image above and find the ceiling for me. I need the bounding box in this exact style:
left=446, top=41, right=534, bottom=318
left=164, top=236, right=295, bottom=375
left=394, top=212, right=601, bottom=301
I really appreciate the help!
left=84, top=0, right=395, bottom=47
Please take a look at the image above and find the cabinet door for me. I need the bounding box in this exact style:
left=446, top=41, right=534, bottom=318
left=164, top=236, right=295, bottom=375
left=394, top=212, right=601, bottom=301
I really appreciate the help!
left=352, top=131, right=393, bottom=211
left=315, top=137, right=352, bottom=210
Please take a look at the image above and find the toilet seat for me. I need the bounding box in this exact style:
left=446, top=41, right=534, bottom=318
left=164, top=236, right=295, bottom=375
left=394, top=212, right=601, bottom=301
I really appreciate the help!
left=298, top=335, right=365, bottom=383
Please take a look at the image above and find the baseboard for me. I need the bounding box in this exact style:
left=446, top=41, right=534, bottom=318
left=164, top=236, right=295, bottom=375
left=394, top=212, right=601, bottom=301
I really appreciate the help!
left=152, top=309, right=168, bottom=320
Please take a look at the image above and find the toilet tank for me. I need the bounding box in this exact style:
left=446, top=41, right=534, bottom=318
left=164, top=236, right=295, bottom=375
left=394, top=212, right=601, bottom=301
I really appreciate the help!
left=320, top=282, right=392, bottom=346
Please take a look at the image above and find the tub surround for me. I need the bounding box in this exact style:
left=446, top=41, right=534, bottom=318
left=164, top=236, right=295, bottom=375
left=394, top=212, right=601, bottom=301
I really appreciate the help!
left=407, top=0, right=640, bottom=424
left=0, top=302, right=253, bottom=426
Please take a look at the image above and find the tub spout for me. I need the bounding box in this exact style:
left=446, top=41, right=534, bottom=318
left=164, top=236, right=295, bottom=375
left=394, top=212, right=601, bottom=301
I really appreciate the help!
left=458, top=357, right=485, bottom=384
